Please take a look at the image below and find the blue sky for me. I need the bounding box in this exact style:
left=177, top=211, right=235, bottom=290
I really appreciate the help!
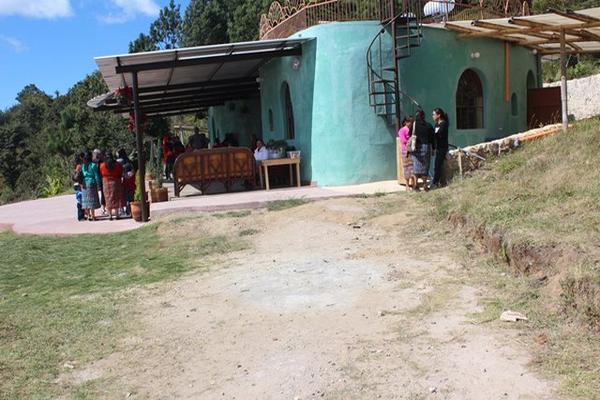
left=0, top=0, right=190, bottom=110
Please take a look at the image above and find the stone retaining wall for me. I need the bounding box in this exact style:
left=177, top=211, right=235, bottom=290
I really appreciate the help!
left=444, top=124, right=562, bottom=179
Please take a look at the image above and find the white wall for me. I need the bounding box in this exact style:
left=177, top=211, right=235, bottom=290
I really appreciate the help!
left=545, top=74, right=600, bottom=120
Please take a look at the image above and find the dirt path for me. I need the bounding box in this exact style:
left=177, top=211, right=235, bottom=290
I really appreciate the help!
left=70, top=196, right=561, bottom=399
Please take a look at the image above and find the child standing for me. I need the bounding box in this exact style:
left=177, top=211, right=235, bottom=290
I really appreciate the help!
left=74, top=184, right=84, bottom=221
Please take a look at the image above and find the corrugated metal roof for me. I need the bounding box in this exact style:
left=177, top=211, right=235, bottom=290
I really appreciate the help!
left=443, top=7, right=600, bottom=55
left=91, top=38, right=309, bottom=116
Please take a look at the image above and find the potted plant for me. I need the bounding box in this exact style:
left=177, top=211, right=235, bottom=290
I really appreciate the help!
left=149, top=140, right=169, bottom=203
left=266, top=139, right=288, bottom=159
left=130, top=172, right=150, bottom=222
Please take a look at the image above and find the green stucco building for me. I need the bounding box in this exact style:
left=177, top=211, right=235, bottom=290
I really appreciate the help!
left=208, top=15, right=540, bottom=185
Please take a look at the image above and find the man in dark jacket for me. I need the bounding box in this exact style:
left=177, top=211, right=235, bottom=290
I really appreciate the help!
left=188, top=127, right=208, bottom=150
left=431, top=108, right=449, bottom=188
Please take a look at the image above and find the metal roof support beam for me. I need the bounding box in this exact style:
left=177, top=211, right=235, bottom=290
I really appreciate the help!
left=138, top=77, right=259, bottom=94
left=131, top=72, right=149, bottom=222
left=115, top=47, right=303, bottom=74
left=146, top=108, right=210, bottom=117
left=134, top=90, right=259, bottom=109
left=138, top=84, right=259, bottom=102
left=117, top=95, right=257, bottom=115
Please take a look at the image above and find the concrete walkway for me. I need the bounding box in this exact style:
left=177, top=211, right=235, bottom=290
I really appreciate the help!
left=0, top=181, right=403, bottom=235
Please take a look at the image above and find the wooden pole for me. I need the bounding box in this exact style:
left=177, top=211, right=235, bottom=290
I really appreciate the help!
left=458, top=150, right=463, bottom=180
left=504, top=42, right=510, bottom=102
left=131, top=71, right=149, bottom=222
left=560, top=28, right=568, bottom=133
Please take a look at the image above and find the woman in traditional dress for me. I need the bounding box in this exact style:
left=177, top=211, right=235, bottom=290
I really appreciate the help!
left=99, top=152, right=124, bottom=221
left=398, top=116, right=415, bottom=190
left=117, top=149, right=136, bottom=216
left=410, top=110, right=435, bottom=191
left=81, top=151, right=101, bottom=221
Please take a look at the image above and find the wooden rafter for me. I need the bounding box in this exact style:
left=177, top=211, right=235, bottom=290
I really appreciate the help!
left=548, top=8, right=600, bottom=24
left=471, top=19, right=557, bottom=40
left=508, top=16, right=600, bottom=32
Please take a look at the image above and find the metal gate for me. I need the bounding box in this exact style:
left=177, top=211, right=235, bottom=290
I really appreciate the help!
left=527, top=87, right=561, bottom=129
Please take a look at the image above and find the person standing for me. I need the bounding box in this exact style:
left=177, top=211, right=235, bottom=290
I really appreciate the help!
left=81, top=151, right=101, bottom=221
left=100, top=152, right=124, bottom=221
left=411, top=110, right=435, bottom=191
left=93, top=149, right=107, bottom=216
left=431, top=108, right=449, bottom=188
left=188, top=127, right=208, bottom=150
left=74, top=183, right=84, bottom=221
left=253, top=139, right=268, bottom=161
left=117, top=149, right=135, bottom=216
left=398, top=116, right=415, bottom=190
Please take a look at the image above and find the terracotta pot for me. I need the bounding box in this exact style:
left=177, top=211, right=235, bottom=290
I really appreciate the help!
left=130, top=201, right=150, bottom=222
left=150, top=187, right=169, bottom=203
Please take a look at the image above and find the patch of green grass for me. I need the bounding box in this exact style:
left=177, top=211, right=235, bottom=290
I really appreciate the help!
left=423, top=118, right=600, bottom=247
left=408, top=282, right=461, bottom=317
left=239, top=228, right=259, bottom=237
left=266, top=198, right=308, bottom=211
left=213, top=210, right=252, bottom=219
left=0, top=225, right=243, bottom=399
left=365, top=194, right=406, bottom=219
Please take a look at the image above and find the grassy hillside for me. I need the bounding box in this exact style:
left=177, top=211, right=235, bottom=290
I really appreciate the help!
left=424, top=118, right=600, bottom=398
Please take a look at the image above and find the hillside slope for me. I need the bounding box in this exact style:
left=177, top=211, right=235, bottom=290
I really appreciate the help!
left=425, top=118, right=600, bottom=397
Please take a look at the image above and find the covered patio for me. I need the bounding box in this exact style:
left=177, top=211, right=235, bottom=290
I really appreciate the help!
left=89, top=39, right=308, bottom=222
left=443, top=7, right=600, bottom=133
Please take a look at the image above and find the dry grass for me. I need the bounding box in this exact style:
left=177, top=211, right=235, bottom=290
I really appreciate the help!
left=421, top=118, right=600, bottom=399
left=427, top=118, right=600, bottom=248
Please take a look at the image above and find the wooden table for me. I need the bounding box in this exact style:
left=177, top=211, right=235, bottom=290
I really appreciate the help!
left=259, top=158, right=301, bottom=190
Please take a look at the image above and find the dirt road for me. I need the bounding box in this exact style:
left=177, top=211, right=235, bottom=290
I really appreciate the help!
left=70, top=196, right=560, bottom=399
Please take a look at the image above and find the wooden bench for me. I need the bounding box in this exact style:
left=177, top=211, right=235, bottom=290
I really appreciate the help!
left=173, top=147, right=256, bottom=197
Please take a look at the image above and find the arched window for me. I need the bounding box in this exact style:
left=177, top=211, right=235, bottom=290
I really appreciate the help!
left=456, top=69, right=484, bottom=130
left=282, top=82, right=295, bottom=140
left=268, top=109, right=274, bottom=132
left=527, top=70, right=536, bottom=89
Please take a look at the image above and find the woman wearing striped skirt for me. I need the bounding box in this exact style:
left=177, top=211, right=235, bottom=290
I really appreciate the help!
left=80, top=151, right=101, bottom=221
left=410, top=110, right=435, bottom=191
left=99, top=152, right=124, bottom=221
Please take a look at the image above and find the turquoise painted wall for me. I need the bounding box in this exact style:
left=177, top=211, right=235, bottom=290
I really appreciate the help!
left=399, top=26, right=539, bottom=147
left=210, top=22, right=539, bottom=186
left=259, top=38, right=317, bottom=182
left=261, top=22, right=397, bottom=186
left=208, top=97, right=262, bottom=147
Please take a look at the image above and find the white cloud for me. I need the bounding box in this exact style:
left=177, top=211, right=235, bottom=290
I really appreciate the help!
left=0, top=0, right=73, bottom=19
left=0, top=34, right=27, bottom=53
left=99, top=0, right=160, bottom=24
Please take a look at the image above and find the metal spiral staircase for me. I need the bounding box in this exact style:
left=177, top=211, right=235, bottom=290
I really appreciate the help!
left=367, top=0, right=424, bottom=129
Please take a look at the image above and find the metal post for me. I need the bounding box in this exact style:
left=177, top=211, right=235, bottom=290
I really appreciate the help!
left=504, top=42, right=510, bottom=103
left=458, top=150, right=463, bottom=180
left=560, top=29, right=568, bottom=133
left=131, top=71, right=149, bottom=222
left=391, top=0, right=402, bottom=131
